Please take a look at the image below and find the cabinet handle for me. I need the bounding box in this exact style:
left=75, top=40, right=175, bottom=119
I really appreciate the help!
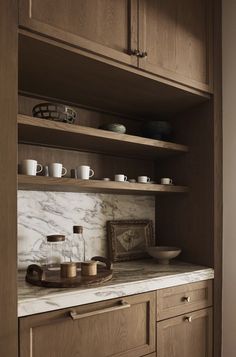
left=130, top=49, right=141, bottom=57
left=183, top=296, right=191, bottom=303
left=139, top=51, right=148, bottom=58
left=184, top=316, right=192, bottom=323
left=69, top=300, right=131, bottom=320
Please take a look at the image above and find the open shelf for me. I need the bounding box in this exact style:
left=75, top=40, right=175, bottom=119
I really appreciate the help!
left=18, top=175, right=189, bottom=195
left=19, top=31, right=210, bottom=118
left=18, top=115, right=188, bottom=159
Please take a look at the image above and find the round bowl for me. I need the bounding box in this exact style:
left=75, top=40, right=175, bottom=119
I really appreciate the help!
left=142, top=121, right=172, bottom=140
left=99, top=123, right=126, bottom=134
left=146, top=246, right=181, bottom=264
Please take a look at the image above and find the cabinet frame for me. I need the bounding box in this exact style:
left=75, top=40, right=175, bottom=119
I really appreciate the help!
left=19, top=0, right=138, bottom=67
left=138, top=0, right=213, bottom=92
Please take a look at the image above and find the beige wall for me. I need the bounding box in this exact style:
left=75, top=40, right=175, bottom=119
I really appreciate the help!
left=223, top=1, right=236, bottom=356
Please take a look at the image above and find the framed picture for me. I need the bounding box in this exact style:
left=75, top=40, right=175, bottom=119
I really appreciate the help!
left=107, top=220, right=154, bottom=262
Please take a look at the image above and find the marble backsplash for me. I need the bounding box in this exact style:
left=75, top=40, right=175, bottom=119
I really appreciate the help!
left=18, top=191, right=155, bottom=269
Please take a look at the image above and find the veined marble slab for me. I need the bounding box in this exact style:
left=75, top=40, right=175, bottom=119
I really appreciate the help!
left=18, top=260, right=214, bottom=317
left=18, top=191, right=155, bottom=269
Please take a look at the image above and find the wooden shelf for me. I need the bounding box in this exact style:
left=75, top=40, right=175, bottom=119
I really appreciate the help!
left=18, top=115, right=188, bottom=159
left=18, top=175, right=189, bottom=195
left=19, top=31, right=210, bottom=118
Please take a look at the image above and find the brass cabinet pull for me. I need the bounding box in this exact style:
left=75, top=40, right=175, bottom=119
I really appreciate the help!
left=69, top=300, right=131, bottom=320
left=185, top=316, right=192, bottom=323
left=139, top=51, right=148, bottom=58
left=130, top=49, right=141, bottom=56
left=130, top=50, right=148, bottom=58
left=183, top=296, right=191, bottom=303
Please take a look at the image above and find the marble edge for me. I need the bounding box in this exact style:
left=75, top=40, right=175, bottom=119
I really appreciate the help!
left=18, top=268, right=214, bottom=317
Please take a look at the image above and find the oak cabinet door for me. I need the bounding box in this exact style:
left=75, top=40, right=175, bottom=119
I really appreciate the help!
left=19, top=0, right=138, bottom=66
left=19, top=292, right=156, bottom=357
left=157, top=308, right=213, bottom=357
left=138, top=0, right=213, bottom=92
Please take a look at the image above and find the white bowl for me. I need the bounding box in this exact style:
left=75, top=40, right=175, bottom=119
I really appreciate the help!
left=146, top=246, right=181, bottom=264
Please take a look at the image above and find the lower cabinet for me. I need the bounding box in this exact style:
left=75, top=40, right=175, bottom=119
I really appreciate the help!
left=19, top=292, right=156, bottom=357
left=157, top=308, right=213, bottom=357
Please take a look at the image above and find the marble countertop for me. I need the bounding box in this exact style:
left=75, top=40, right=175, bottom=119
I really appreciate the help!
left=18, top=259, right=214, bottom=317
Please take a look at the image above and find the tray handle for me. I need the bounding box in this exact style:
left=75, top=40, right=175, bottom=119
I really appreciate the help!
left=91, top=256, right=113, bottom=270
left=26, top=264, right=44, bottom=281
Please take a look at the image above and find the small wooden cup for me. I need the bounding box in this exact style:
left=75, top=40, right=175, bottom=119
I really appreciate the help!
left=60, top=262, right=77, bottom=278
left=81, top=261, right=97, bottom=276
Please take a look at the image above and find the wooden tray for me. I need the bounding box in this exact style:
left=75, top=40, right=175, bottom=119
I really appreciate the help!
left=26, top=256, right=113, bottom=288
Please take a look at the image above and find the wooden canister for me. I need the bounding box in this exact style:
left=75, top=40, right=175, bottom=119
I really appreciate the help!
left=81, top=261, right=97, bottom=276
left=60, top=262, right=77, bottom=278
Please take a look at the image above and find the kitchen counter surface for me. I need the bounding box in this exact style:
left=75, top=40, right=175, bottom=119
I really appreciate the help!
left=18, top=259, right=214, bottom=317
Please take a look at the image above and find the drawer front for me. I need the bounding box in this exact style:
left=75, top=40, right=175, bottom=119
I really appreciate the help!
left=156, top=280, right=213, bottom=321
left=20, top=292, right=156, bottom=357
left=157, top=308, right=213, bottom=357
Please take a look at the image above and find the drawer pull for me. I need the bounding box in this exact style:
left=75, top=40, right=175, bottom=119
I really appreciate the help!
left=69, top=300, right=131, bottom=320
left=183, top=296, right=191, bottom=303
left=185, top=316, right=192, bottom=323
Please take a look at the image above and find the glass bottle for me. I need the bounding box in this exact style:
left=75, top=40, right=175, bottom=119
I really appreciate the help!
left=46, top=234, right=66, bottom=270
left=70, top=226, right=85, bottom=262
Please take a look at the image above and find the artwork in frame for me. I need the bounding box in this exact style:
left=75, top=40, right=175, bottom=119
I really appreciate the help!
left=107, top=220, right=154, bottom=262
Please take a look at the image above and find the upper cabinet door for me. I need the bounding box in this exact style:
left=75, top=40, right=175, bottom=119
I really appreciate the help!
left=138, top=0, right=213, bottom=92
left=19, top=0, right=138, bottom=66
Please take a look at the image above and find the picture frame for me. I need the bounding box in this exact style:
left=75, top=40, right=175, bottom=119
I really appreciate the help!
left=107, top=220, right=154, bottom=262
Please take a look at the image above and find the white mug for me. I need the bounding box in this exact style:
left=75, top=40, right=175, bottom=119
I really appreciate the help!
left=77, top=165, right=94, bottom=180
left=138, top=176, right=151, bottom=183
left=115, top=174, right=127, bottom=182
left=21, top=159, right=43, bottom=176
left=161, top=177, right=173, bottom=185
left=49, top=163, right=67, bottom=178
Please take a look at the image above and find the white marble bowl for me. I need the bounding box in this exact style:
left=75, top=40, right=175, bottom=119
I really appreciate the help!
left=146, top=246, right=181, bottom=264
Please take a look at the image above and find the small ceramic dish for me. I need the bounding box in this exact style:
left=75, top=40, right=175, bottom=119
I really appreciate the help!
left=146, top=246, right=181, bottom=264
left=99, top=123, right=126, bottom=134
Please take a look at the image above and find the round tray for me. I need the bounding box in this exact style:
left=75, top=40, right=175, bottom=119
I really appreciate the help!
left=26, top=256, right=113, bottom=288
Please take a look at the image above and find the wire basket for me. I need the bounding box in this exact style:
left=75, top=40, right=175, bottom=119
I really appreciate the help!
left=32, top=103, right=77, bottom=124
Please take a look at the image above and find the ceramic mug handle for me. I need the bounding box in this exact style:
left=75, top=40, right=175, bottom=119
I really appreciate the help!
left=62, top=167, right=67, bottom=177
left=89, top=169, right=94, bottom=178
left=169, top=179, right=173, bottom=184
left=124, top=176, right=128, bottom=181
left=147, top=177, right=151, bottom=182
left=36, top=164, right=43, bottom=173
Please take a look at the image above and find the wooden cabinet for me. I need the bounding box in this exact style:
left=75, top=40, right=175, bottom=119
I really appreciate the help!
left=156, top=280, right=213, bottom=321
left=19, top=0, right=138, bottom=66
left=19, top=292, right=156, bottom=357
left=157, top=308, right=213, bottom=357
left=19, top=0, right=213, bottom=92
left=138, top=0, right=213, bottom=92
left=156, top=281, right=213, bottom=357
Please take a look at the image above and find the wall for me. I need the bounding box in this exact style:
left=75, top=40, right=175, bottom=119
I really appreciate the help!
left=222, top=1, right=236, bottom=355
left=18, top=191, right=155, bottom=269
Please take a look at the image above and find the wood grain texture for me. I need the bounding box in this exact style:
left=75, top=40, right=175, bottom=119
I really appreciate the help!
left=155, top=101, right=214, bottom=267
left=18, top=143, right=155, bottom=181
left=19, top=292, right=156, bottom=357
left=18, top=175, right=189, bottom=195
left=18, top=31, right=210, bottom=119
left=19, top=0, right=138, bottom=66
left=0, top=0, right=18, bottom=356
left=18, top=114, right=188, bottom=159
left=156, top=280, right=213, bottom=321
left=157, top=308, right=213, bottom=357
left=138, top=0, right=213, bottom=92
left=212, top=1, right=222, bottom=356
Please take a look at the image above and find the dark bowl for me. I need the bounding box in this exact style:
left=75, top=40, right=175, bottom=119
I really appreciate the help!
left=142, top=121, right=172, bottom=140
